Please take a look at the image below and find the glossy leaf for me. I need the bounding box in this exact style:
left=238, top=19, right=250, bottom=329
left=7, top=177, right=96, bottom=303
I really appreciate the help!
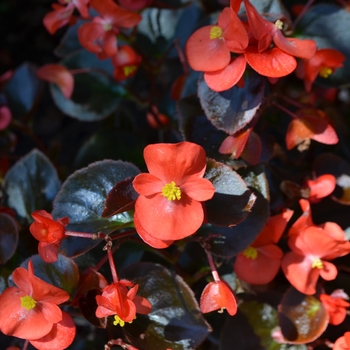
left=297, top=4, right=350, bottom=87
left=19, top=254, right=79, bottom=295
left=205, top=159, right=255, bottom=226
left=3, top=63, right=43, bottom=119
left=278, top=286, right=329, bottom=344
left=120, top=262, right=211, bottom=350
left=202, top=190, right=269, bottom=258
left=79, top=289, right=107, bottom=328
left=198, top=71, right=264, bottom=135
left=0, top=213, right=18, bottom=264
left=102, top=177, right=139, bottom=217
left=3, top=149, right=61, bottom=223
left=52, top=160, right=139, bottom=257
left=50, top=51, right=125, bottom=121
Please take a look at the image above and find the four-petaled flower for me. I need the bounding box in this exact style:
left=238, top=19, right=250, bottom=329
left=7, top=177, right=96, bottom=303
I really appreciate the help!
left=29, top=210, right=70, bottom=263
left=95, top=280, right=151, bottom=326
left=0, top=261, right=71, bottom=341
left=200, top=280, right=237, bottom=316
left=132, top=141, right=216, bottom=248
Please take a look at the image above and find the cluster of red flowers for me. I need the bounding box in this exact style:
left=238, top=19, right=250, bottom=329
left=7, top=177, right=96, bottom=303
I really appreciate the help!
left=38, top=0, right=143, bottom=99
left=185, top=0, right=344, bottom=92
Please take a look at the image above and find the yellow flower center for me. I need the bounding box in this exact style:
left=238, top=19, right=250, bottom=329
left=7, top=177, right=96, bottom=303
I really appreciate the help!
left=311, top=257, right=323, bottom=269
left=113, top=315, right=134, bottom=327
left=161, top=181, right=181, bottom=201
left=274, top=20, right=283, bottom=30
left=319, top=67, right=333, bottom=78
left=20, top=295, right=37, bottom=311
left=243, top=246, right=258, bottom=260
left=210, top=26, right=223, bottom=40
left=104, top=23, right=112, bottom=31
left=123, top=65, right=137, bottom=77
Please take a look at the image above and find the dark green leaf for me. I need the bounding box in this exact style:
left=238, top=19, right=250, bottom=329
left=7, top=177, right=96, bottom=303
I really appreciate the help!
left=3, top=149, right=61, bottom=223
left=297, top=4, right=350, bottom=87
left=202, top=190, right=269, bottom=258
left=51, top=50, right=125, bottom=121
left=205, top=159, right=255, bottom=226
left=3, top=62, right=43, bottom=119
left=120, top=262, right=211, bottom=350
left=19, top=254, right=79, bottom=295
left=0, top=213, right=18, bottom=264
left=54, top=21, right=83, bottom=58
left=198, top=71, right=264, bottom=135
left=53, top=160, right=140, bottom=257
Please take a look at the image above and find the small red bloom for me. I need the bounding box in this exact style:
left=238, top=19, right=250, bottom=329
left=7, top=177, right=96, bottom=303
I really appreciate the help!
left=200, top=280, right=237, bottom=316
left=234, top=210, right=293, bottom=285
left=132, top=142, right=215, bottom=244
left=95, top=280, right=151, bottom=326
left=0, top=261, right=70, bottom=340
left=29, top=210, right=69, bottom=263
left=285, top=108, right=338, bottom=151
left=111, top=45, right=142, bottom=81
left=301, top=174, right=336, bottom=203
left=78, top=0, right=141, bottom=59
left=282, top=226, right=350, bottom=294
left=37, top=64, right=74, bottom=99
left=320, top=290, right=350, bottom=325
left=58, top=0, right=90, bottom=18
left=334, top=332, right=350, bottom=350
left=297, top=48, right=345, bottom=92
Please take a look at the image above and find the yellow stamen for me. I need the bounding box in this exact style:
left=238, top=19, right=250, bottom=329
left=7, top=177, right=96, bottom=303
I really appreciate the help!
left=210, top=26, right=223, bottom=40
left=104, top=23, right=112, bottom=31
left=274, top=20, right=283, bottom=30
left=311, top=257, right=323, bottom=269
left=319, top=67, right=333, bottom=78
left=161, top=181, right=181, bottom=201
left=20, top=295, right=37, bottom=311
left=113, top=315, right=125, bottom=327
left=123, top=65, right=137, bottom=77
left=243, top=246, right=258, bottom=260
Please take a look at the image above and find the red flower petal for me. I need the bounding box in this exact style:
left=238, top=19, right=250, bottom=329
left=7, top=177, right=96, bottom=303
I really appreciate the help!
left=204, top=55, right=246, bottom=92
left=29, top=311, right=76, bottom=350
left=43, top=4, right=75, bottom=35
left=132, top=173, right=163, bottom=196
left=245, top=46, right=296, bottom=77
left=281, top=252, right=318, bottom=295
left=37, top=64, right=74, bottom=99
left=319, top=261, right=338, bottom=281
left=134, top=212, right=174, bottom=248
left=133, top=295, right=152, bottom=315
left=135, top=193, right=204, bottom=240
left=38, top=242, right=60, bottom=263
left=142, top=142, right=207, bottom=184
left=185, top=26, right=231, bottom=72
left=180, top=177, right=215, bottom=201
left=200, top=280, right=237, bottom=316
left=306, top=174, right=336, bottom=200
left=273, top=31, right=316, bottom=60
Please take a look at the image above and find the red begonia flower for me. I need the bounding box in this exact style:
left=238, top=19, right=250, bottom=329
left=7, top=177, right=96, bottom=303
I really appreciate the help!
left=320, top=290, right=350, bottom=325
left=43, top=3, right=76, bottom=35
left=282, top=226, right=350, bottom=294
left=334, top=332, right=350, bottom=350
left=29, top=210, right=69, bottom=263
left=132, top=142, right=215, bottom=242
left=29, top=311, right=76, bottom=350
left=302, top=174, right=336, bottom=203
left=37, top=64, right=74, bottom=99
left=234, top=210, right=293, bottom=285
left=243, top=0, right=316, bottom=60
left=200, top=280, right=237, bottom=316
left=298, top=48, right=345, bottom=92
left=185, top=7, right=248, bottom=72
left=78, top=0, right=141, bottom=59
left=0, top=261, right=70, bottom=340
left=0, top=106, right=12, bottom=130
left=111, top=45, right=142, bottom=81
left=285, top=108, right=338, bottom=150
left=96, top=280, right=151, bottom=326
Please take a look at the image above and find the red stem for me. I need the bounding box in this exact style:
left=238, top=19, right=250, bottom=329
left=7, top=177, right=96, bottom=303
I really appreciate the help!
left=205, top=248, right=221, bottom=283
left=273, top=102, right=298, bottom=119
left=107, top=246, right=119, bottom=283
